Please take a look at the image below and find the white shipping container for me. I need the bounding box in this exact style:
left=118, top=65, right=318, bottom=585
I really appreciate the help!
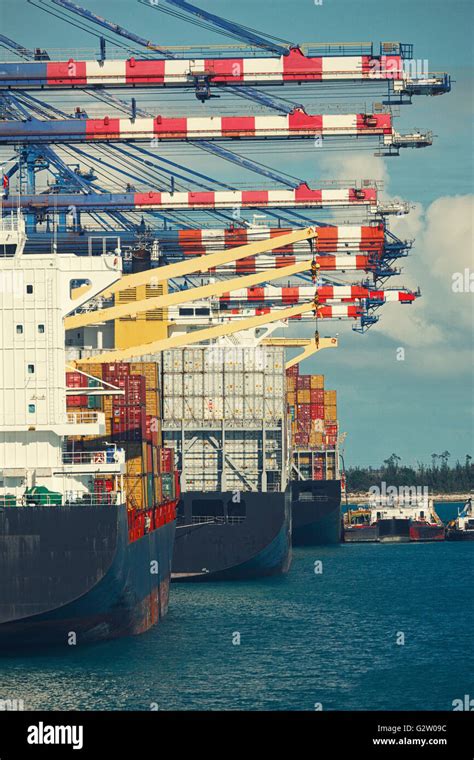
left=264, top=395, right=285, bottom=419
left=203, top=396, right=224, bottom=420
left=224, top=374, right=237, bottom=395
left=163, top=373, right=183, bottom=397
left=264, top=373, right=284, bottom=397
left=183, top=372, right=204, bottom=396
left=183, top=347, right=204, bottom=373
left=243, top=396, right=264, bottom=418
left=183, top=396, right=204, bottom=421
left=163, top=350, right=183, bottom=373
left=163, top=396, right=183, bottom=419
left=203, top=372, right=223, bottom=396
left=243, top=372, right=264, bottom=396
left=265, top=347, right=284, bottom=373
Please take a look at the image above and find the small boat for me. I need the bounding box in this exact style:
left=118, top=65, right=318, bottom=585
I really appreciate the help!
left=446, top=498, right=474, bottom=541
left=343, top=495, right=445, bottom=543
left=343, top=507, right=378, bottom=542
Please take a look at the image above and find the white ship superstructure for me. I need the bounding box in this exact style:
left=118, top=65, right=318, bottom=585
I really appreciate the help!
left=0, top=213, right=125, bottom=505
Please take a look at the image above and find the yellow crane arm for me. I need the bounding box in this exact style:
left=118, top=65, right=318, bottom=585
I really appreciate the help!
left=65, top=257, right=315, bottom=330
left=285, top=337, right=338, bottom=369
left=262, top=338, right=313, bottom=346
left=83, top=226, right=317, bottom=300
left=75, top=301, right=320, bottom=364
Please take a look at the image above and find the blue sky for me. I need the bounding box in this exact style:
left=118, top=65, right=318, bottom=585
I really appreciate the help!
left=2, top=0, right=473, bottom=467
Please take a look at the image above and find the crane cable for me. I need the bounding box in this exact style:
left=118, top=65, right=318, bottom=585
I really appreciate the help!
left=309, top=236, right=321, bottom=332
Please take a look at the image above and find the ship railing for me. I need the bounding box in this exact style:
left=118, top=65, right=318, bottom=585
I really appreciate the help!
left=266, top=482, right=285, bottom=492
left=63, top=491, right=120, bottom=507
left=62, top=450, right=125, bottom=466
left=185, top=515, right=246, bottom=525
left=298, top=493, right=329, bottom=502
left=0, top=216, right=21, bottom=232
left=66, top=410, right=101, bottom=425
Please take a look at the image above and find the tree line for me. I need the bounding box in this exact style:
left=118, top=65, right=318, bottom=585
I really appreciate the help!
left=346, top=453, right=473, bottom=493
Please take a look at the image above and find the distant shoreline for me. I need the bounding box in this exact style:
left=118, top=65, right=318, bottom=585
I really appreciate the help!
left=346, top=492, right=470, bottom=505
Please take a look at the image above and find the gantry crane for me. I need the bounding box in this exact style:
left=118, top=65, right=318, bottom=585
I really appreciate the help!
left=66, top=225, right=418, bottom=364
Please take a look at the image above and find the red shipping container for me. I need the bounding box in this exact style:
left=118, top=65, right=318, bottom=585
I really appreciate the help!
left=67, top=394, right=88, bottom=407
left=286, top=365, right=299, bottom=377
left=297, top=403, right=311, bottom=418
left=113, top=376, right=147, bottom=406
left=103, top=363, right=130, bottom=384
left=310, top=389, right=324, bottom=404
left=310, top=404, right=325, bottom=420
left=66, top=371, right=88, bottom=388
left=160, top=448, right=173, bottom=473
left=301, top=376, right=311, bottom=389
left=312, top=469, right=324, bottom=480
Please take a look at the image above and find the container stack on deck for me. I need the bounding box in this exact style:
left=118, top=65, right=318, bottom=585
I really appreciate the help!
left=286, top=364, right=339, bottom=481
left=66, top=362, right=179, bottom=540
left=162, top=346, right=288, bottom=494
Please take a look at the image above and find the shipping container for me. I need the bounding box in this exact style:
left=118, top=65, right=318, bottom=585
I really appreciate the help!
left=310, top=389, right=325, bottom=404
left=324, top=390, right=337, bottom=405
left=310, top=404, right=325, bottom=420
left=66, top=372, right=88, bottom=388
left=297, top=389, right=311, bottom=404
left=309, top=375, right=324, bottom=390
left=324, top=405, right=338, bottom=421
left=67, top=395, right=88, bottom=407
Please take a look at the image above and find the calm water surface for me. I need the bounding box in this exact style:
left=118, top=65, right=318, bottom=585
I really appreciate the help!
left=0, top=503, right=472, bottom=711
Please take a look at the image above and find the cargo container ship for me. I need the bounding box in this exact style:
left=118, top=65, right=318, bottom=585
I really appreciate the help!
left=286, top=365, right=342, bottom=545
left=161, top=346, right=292, bottom=580
left=446, top=498, right=474, bottom=541
left=0, top=216, right=178, bottom=648
left=343, top=496, right=445, bottom=543
left=64, top=255, right=295, bottom=582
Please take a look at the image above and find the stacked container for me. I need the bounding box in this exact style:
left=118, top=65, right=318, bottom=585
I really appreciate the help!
left=66, top=362, right=177, bottom=518
left=161, top=346, right=288, bottom=493
left=286, top=363, right=339, bottom=480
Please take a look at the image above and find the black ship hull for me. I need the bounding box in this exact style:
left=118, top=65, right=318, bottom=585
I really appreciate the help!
left=446, top=529, right=474, bottom=541
left=291, top=479, right=342, bottom=545
left=343, top=525, right=379, bottom=542
left=0, top=504, right=175, bottom=649
left=378, top=518, right=411, bottom=543
left=172, top=487, right=292, bottom=581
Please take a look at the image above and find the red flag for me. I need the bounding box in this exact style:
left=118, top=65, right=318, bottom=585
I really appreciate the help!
left=2, top=174, right=8, bottom=189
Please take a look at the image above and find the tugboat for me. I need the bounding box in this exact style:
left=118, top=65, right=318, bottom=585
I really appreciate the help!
left=409, top=499, right=445, bottom=541
left=343, top=506, right=378, bottom=542
left=446, top=498, right=474, bottom=541
left=343, top=494, right=445, bottom=543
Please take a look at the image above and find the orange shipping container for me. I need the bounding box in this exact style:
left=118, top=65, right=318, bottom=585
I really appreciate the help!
left=297, top=390, right=311, bottom=404
left=145, top=391, right=159, bottom=417
left=324, top=390, right=337, bottom=405
left=287, top=392, right=296, bottom=406
left=324, top=405, right=338, bottom=421
left=124, top=475, right=145, bottom=510
left=287, top=376, right=296, bottom=392
left=310, top=375, right=324, bottom=390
